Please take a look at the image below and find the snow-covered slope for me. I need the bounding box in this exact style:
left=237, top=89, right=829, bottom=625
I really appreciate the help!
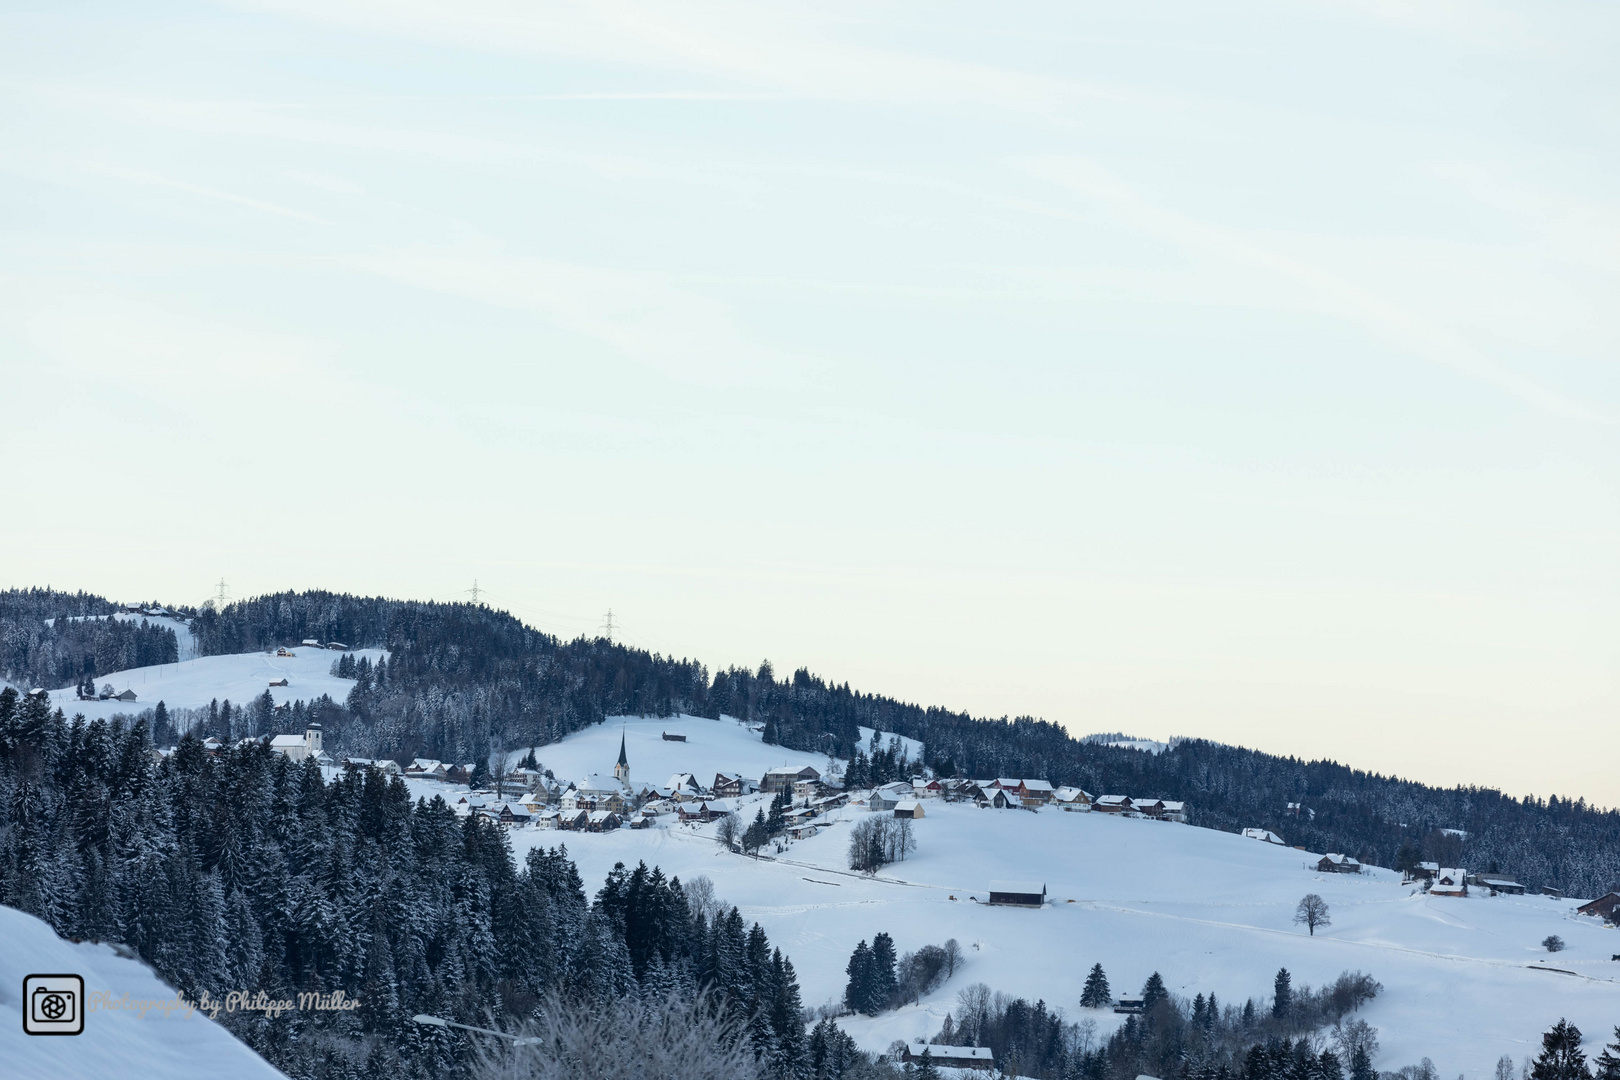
left=47, top=613, right=202, bottom=661
left=0, top=905, right=286, bottom=1080
left=407, top=715, right=1620, bottom=1077
left=42, top=647, right=385, bottom=721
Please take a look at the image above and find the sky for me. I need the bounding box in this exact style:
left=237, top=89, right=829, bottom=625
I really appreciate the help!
left=2, top=1, right=1616, bottom=806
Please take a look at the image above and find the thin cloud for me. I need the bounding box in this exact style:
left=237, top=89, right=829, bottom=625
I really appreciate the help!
left=1017, top=155, right=1610, bottom=425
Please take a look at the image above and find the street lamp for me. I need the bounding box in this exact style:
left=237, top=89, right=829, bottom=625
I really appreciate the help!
left=411, top=1013, right=540, bottom=1047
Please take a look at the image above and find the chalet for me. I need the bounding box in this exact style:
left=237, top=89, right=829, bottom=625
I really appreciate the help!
left=1132, top=798, right=1166, bottom=818
left=900, top=1046, right=994, bottom=1070
left=585, top=810, right=622, bottom=833
left=533, top=810, right=560, bottom=830
left=1053, top=787, right=1093, bottom=812
left=713, top=773, right=746, bottom=798
left=1577, top=893, right=1620, bottom=920
left=787, top=822, right=827, bottom=840
left=1429, top=869, right=1468, bottom=897
left=275, top=647, right=295, bottom=658
left=677, top=799, right=733, bottom=824
left=893, top=800, right=924, bottom=820
left=301, top=639, right=322, bottom=648
left=1242, top=828, right=1286, bottom=845
left=762, top=765, right=820, bottom=794
left=629, top=813, right=652, bottom=829
left=406, top=759, right=448, bottom=779
left=496, top=802, right=532, bottom=827
left=1093, top=796, right=1132, bottom=814
left=1411, top=862, right=1440, bottom=883
left=201, top=736, right=224, bottom=755
left=986, top=881, right=1046, bottom=908
left=1158, top=801, right=1188, bottom=823
left=556, top=809, right=588, bottom=831
left=916, top=779, right=945, bottom=799
left=868, top=790, right=904, bottom=812
left=326, top=642, right=349, bottom=651
left=993, top=778, right=1023, bottom=793
left=1113, top=996, right=1145, bottom=1015
left=1317, top=854, right=1361, bottom=874
left=269, top=722, right=323, bottom=763
left=444, top=764, right=473, bottom=784
left=976, top=788, right=1019, bottom=810
left=661, top=731, right=687, bottom=742
left=1018, top=779, right=1055, bottom=805
left=1467, top=874, right=1526, bottom=896
left=268, top=678, right=288, bottom=687
left=342, top=757, right=401, bottom=775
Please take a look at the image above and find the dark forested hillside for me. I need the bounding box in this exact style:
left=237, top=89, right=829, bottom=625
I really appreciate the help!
left=7, top=587, right=1618, bottom=896
left=0, top=588, right=178, bottom=689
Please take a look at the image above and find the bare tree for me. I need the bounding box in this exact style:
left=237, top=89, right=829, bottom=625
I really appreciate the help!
left=1495, top=1056, right=1516, bottom=1080
left=715, top=812, right=741, bottom=850
left=494, top=749, right=519, bottom=799
left=943, top=938, right=963, bottom=977
left=1295, top=893, right=1331, bottom=936
left=1334, top=1018, right=1380, bottom=1061
left=473, top=989, right=758, bottom=1080
left=683, top=875, right=721, bottom=923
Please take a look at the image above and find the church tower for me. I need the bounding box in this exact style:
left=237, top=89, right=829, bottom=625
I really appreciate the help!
left=613, top=728, right=630, bottom=786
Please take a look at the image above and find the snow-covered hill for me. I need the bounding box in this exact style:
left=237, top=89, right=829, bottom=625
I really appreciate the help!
left=0, top=905, right=286, bottom=1080
left=41, top=646, right=385, bottom=721
left=407, top=714, right=1620, bottom=1077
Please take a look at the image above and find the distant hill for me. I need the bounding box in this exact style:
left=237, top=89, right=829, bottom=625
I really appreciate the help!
left=5, top=586, right=1617, bottom=896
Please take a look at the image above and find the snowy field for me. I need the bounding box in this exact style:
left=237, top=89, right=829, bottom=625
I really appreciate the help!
left=40, top=645, right=386, bottom=722
left=0, top=905, right=287, bottom=1080
left=408, top=714, right=1620, bottom=1077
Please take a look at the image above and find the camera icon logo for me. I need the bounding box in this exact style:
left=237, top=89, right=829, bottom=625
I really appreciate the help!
left=23, top=974, right=83, bottom=1035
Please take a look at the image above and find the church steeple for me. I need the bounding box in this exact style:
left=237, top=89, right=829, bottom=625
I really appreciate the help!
left=614, top=728, right=630, bottom=785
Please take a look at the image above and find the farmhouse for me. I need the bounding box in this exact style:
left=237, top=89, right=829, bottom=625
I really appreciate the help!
left=713, top=773, right=747, bottom=798
left=1053, top=787, right=1093, bottom=811
left=986, top=881, right=1046, bottom=907
left=585, top=810, right=622, bottom=832
left=275, top=647, right=295, bottom=658
left=1467, top=874, right=1526, bottom=896
left=556, top=809, right=588, bottom=831
left=901, top=1046, right=994, bottom=1069
left=1093, top=796, right=1132, bottom=814
left=1429, top=869, right=1468, bottom=897
left=1113, top=996, right=1145, bottom=1015
left=1317, top=853, right=1361, bottom=874
left=762, top=765, right=820, bottom=794
left=1018, top=779, right=1055, bottom=804
left=1577, top=893, right=1620, bottom=920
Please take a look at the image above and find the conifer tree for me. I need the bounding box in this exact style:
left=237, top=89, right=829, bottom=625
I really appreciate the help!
left=1532, top=1020, right=1592, bottom=1080
left=1596, top=1028, right=1620, bottom=1080
left=870, top=932, right=898, bottom=1011
left=1080, top=962, right=1111, bottom=1008
left=1272, top=968, right=1292, bottom=1019
left=1141, top=971, right=1167, bottom=1011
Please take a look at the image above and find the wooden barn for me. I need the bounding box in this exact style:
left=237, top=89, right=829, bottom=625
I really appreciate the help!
left=986, top=881, right=1046, bottom=908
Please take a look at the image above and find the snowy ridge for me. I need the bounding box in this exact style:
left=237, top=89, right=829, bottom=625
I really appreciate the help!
left=403, top=714, right=1620, bottom=1077
left=40, top=646, right=386, bottom=723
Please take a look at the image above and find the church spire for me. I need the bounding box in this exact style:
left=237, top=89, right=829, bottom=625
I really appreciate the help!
left=614, top=727, right=630, bottom=785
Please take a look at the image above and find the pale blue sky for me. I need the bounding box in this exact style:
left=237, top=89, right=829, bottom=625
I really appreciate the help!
left=3, top=2, right=1616, bottom=803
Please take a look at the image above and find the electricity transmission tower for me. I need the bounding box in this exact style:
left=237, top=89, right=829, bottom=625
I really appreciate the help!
left=601, top=609, right=615, bottom=642
left=466, top=580, right=482, bottom=605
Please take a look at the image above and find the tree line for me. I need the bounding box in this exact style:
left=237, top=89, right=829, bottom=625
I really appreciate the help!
left=11, top=586, right=1620, bottom=896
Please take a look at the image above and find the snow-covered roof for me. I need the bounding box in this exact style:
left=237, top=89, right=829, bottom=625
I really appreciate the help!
left=587, top=809, right=619, bottom=822
left=1095, top=795, right=1131, bottom=807
left=988, top=881, right=1045, bottom=896
left=1021, top=779, right=1054, bottom=793
left=894, top=800, right=921, bottom=812
left=1242, top=828, right=1285, bottom=844
left=911, top=1046, right=993, bottom=1062
left=269, top=734, right=305, bottom=748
